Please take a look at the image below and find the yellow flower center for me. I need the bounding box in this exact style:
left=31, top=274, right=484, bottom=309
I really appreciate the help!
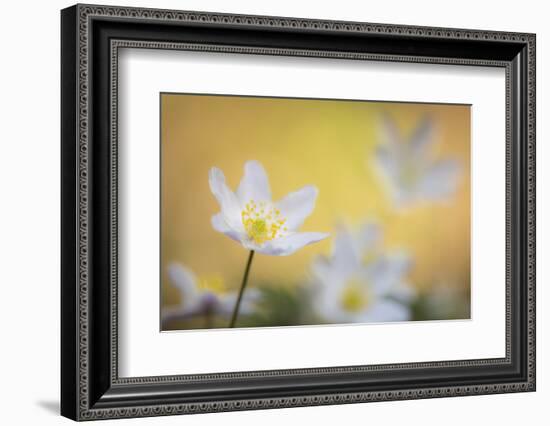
left=242, top=200, right=287, bottom=244
left=198, top=275, right=225, bottom=293
left=340, top=280, right=371, bottom=313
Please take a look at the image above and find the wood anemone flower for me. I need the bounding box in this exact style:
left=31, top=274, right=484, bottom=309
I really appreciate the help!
left=311, top=223, right=415, bottom=324
left=374, top=115, right=461, bottom=208
left=162, top=263, right=260, bottom=326
left=209, top=160, right=329, bottom=256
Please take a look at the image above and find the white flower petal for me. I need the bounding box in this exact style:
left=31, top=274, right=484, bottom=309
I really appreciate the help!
left=355, top=223, right=382, bottom=255
left=380, top=114, right=402, bottom=152
left=312, top=280, right=349, bottom=322
left=311, top=255, right=344, bottom=286
left=236, top=160, right=271, bottom=204
left=418, top=160, right=461, bottom=200
left=219, top=288, right=261, bottom=316
left=258, top=232, right=329, bottom=256
left=357, top=300, right=411, bottom=323
left=331, top=227, right=362, bottom=277
left=211, top=213, right=243, bottom=242
left=367, top=252, right=411, bottom=297
left=310, top=258, right=352, bottom=319
left=392, top=283, right=416, bottom=304
left=240, top=238, right=263, bottom=252
left=275, top=185, right=318, bottom=231
left=208, top=167, right=244, bottom=232
left=167, top=263, right=199, bottom=305
left=374, top=147, right=406, bottom=203
left=311, top=256, right=332, bottom=281
left=409, top=117, right=435, bottom=158
left=375, top=145, right=399, bottom=177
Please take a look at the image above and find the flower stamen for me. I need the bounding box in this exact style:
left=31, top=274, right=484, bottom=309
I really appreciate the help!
left=242, top=200, right=287, bottom=244
left=341, top=280, right=371, bottom=313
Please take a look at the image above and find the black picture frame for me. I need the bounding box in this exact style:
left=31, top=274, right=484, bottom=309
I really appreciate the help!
left=61, top=3, right=536, bottom=421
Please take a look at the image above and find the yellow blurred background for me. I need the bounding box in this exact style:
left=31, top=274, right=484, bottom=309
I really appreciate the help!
left=161, top=94, right=470, bottom=313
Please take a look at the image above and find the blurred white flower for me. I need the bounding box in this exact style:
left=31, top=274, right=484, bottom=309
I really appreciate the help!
left=162, top=263, right=260, bottom=324
left=374, top=115, right=461, bottom=207
left=311, top=223, right=415, bottom=324
left=209, top=160, right=329, bottom=255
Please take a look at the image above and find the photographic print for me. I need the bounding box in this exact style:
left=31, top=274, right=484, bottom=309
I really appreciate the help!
left=160, top=93, right=471, bottom=331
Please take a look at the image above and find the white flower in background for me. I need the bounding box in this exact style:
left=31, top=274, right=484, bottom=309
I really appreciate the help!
left=374, top=115, right=461, bottom=207
left=311, top=223, right=415, bottom=324
left=162, top=263, right=260, bottom=323
left=209, top=160, right=329, bottom=255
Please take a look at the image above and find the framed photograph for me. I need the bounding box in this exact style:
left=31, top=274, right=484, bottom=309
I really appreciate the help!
left=61, top=4, right=536, bottom=421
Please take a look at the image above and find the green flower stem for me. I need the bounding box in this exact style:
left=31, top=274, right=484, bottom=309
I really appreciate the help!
left=229, top=250, right=255, bottom=328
